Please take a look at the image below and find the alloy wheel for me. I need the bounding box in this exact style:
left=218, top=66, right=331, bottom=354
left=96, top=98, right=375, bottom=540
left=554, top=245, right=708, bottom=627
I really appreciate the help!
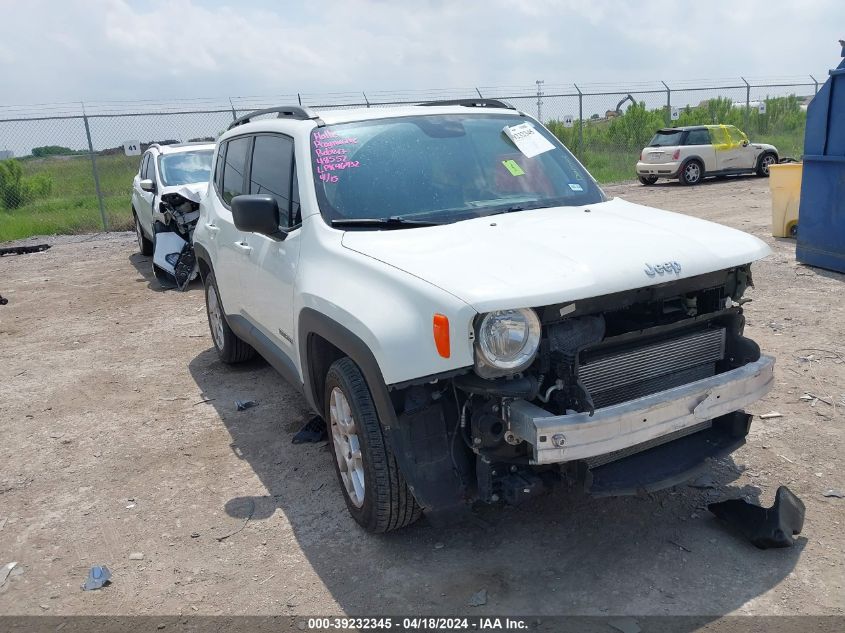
left=684, top=162, right=701, bottom=183
left=329, top=386, right=365, bottom=508
left=206, top=283, right=225, bottom=350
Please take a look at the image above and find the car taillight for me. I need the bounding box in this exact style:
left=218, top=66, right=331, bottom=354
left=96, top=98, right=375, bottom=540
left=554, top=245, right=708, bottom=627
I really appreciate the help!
left=672, top=149, right=680, bottom=160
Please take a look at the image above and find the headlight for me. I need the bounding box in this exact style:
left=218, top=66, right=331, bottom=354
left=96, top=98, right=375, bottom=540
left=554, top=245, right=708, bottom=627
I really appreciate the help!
left=474, top=308, right=541, bottom=378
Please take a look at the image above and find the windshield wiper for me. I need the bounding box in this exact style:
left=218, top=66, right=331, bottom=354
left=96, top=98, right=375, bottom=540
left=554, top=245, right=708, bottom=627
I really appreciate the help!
left=331, top=216, right=442, bottom=228
left=486, top=202, right=550, bottom=217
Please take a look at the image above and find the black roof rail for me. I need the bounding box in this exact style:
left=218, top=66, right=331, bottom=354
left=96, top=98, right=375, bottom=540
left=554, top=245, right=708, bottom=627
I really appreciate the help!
left=418, top=98, right=516, bottom=110
left=227, top=106, right=322, bottom=130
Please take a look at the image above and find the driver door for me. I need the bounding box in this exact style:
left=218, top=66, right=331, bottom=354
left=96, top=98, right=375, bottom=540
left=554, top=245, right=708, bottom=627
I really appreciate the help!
left=132, top=152, right=156, bottom=234
left=712, top=125, right=744, bottom=171
left=727, top=126, right=756, bottom=169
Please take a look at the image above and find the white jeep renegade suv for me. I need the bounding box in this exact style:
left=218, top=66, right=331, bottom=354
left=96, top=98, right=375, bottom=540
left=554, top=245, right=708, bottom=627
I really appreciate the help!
left=194, top=101, right=775, bottom=533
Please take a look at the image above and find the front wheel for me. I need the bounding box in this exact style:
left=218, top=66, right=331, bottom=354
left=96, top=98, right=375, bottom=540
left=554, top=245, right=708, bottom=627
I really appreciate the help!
left=134, top=212, right=153, bottom=256
left=638, top=175, right=658, bottom=186
left=325, top=357, right=421, bottom=533
left=756, top=153, right=777, bottom=177
left=680, top=160, right=703, bottom=186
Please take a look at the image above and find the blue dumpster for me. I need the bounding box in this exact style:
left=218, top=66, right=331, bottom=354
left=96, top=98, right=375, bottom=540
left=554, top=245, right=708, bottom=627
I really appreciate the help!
left=796, top=50, right=845, bottom=273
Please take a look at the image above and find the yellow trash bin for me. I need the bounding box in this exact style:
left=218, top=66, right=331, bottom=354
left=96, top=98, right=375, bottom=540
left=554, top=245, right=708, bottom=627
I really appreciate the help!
left=769, top=163, right=802, bottom=238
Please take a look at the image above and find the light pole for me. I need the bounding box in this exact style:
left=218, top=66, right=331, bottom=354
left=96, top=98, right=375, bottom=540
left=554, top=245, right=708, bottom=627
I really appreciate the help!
left=536, top=80, right=544, bottom=122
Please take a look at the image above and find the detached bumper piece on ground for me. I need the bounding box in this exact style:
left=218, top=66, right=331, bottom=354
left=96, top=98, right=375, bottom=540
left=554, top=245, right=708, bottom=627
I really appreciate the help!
left=708, top=485, right=806, bottom=549
left=0, top=243, right=51, bottom=256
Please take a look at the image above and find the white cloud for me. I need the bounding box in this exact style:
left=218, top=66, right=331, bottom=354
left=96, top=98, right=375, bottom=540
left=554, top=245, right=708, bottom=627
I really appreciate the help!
left=0, top=0, right=841, bottom=105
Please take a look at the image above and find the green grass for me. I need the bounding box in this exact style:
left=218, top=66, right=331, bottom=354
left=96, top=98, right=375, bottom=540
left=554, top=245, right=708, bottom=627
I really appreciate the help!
left=0, top=154, right=138, bottom=242
left=0, top=123, right=806, bottom=242
left=578, top=150, right=642, bottom=184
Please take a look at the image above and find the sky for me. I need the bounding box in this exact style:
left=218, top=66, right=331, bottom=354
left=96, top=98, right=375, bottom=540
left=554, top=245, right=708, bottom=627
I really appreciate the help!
left=0, top=0, right=842, bottom=108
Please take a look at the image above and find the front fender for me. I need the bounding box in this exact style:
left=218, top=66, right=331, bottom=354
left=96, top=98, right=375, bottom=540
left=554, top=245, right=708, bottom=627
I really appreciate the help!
left=295, top=236, right=477, bottom=386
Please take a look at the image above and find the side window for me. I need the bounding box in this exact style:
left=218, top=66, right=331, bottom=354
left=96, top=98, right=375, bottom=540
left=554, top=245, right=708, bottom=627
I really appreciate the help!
left=710, top=126, right=731, bottom=149
left=221, top=136, right=250, bottom=205
left=727, top=126, right=748, bottom=146
left=213, top=144, right=226, bottom=194
left=248, top=135, right=294, bottom=227
left=139, top=153, right=148, bottom=176
left=685, top=129, right=711, bottom=145
left=144, top=154, right=156, bottom=181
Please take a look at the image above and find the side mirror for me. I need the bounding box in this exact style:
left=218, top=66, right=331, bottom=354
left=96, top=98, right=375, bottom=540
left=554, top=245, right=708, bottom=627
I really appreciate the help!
left=231, top=194, right=283, bottom=238
left=139, top=178, right=156, bottom=192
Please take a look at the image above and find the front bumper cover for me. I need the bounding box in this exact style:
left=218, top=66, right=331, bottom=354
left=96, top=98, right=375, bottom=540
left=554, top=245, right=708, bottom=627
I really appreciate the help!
left=508, top=355, right=775, bottom=465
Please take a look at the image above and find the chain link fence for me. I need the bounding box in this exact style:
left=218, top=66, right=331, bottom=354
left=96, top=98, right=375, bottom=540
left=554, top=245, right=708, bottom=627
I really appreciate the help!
left=0, top=76, right=822, bottom=241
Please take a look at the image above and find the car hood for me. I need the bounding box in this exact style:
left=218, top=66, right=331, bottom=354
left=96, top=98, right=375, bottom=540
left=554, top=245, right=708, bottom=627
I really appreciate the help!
left=340, top=197, right=771, bottom=313
left=159, top=182, right=208, bottom=202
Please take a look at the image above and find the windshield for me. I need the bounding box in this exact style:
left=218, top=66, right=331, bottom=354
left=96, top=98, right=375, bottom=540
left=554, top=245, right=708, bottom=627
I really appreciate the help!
left=310, top=114, right=605, bottom=225
left=158, top=150, right=213, bottom=186
left=648, top=130, right=685, bottom=147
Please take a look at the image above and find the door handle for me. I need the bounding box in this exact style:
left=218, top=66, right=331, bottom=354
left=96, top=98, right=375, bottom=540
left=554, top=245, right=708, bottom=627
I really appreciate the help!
left=204, top=223, right=220, bottom=232
left=234, top=241, right=252, bottom=253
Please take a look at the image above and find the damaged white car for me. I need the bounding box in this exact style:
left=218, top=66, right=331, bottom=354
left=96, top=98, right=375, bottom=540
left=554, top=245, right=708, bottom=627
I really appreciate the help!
left=194, top=101, right=775, bottom=533
left=131, top=142, right=215, bottom=289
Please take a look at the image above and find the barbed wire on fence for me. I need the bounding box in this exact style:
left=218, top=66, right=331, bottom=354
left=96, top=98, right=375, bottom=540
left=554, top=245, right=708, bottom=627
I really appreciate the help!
left=0, top=75, right=823, bottom=240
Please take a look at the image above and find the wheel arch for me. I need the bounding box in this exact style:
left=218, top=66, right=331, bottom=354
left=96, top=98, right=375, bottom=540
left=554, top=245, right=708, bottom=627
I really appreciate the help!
left=758, top=149, right=779, bottom=163
left=681, top=154, right=705, bottom=170
left=298, top=307, right=396, bottom=425
left=193, top=243, right=212, bottom=282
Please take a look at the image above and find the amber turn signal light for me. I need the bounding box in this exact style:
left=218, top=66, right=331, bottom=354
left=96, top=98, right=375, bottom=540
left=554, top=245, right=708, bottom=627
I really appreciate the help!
left=432, top=313, right=450, bottom=358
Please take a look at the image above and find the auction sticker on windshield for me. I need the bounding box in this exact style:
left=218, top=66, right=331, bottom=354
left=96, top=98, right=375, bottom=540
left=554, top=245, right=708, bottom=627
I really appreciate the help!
left=503, top=122, right=555, bottom=158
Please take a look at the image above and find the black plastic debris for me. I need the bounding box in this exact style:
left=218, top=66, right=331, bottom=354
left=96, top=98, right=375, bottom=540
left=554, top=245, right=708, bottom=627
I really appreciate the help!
left=81, top=565, right=112, bottom=591
left=292, top=416, right=327, bottom=444
left=0, top=244, right=50, bottom=257
left=708, top=485, right=805, bottom=549
left=0, top=295, right=7, bottom=306
left=235, top=400, right=258, bottom=412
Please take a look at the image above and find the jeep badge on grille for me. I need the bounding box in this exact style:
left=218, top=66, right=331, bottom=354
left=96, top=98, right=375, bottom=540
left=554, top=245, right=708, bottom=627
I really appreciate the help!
left=644, top=261, right=682, bottom=277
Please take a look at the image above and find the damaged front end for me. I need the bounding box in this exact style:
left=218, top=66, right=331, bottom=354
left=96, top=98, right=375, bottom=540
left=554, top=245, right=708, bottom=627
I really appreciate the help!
left=153, top=187, right=202, bottom=291
left=385, top=265, right=775, bottom=519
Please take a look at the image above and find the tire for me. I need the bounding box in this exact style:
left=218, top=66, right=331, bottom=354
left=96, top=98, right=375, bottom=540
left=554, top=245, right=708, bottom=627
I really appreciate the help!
left=638, top=175, right=658, bottom=185
left=325, top=357, right=422, bottom=533
left=788, top=222, right=798, bottom=238
left=134, top=211, right=153, bottom=256
left=203, top=271, right=256, bottom=363
left=756, top=153, right=777, bottom=177
left=680, top=160, right=703, bottom=186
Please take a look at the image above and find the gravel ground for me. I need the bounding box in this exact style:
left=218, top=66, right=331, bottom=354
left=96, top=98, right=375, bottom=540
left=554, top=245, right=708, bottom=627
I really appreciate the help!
left=1, top=176, right=843, bottom=618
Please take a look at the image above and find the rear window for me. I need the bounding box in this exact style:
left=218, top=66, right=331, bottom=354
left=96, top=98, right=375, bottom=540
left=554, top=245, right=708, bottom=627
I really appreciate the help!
left=648, top=130, right=685, bottom=147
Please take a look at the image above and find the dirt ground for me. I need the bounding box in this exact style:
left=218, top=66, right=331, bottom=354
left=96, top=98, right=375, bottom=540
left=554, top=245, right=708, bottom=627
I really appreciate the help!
left=1, top=175, right=843, bottom=619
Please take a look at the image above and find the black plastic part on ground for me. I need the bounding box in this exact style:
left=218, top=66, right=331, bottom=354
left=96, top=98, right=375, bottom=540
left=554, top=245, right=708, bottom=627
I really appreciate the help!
left=0, top=243, right=51, bottom=256
left=292, top=416, right=328, bottom=444
left=708, top=485, right=806, bottom=549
